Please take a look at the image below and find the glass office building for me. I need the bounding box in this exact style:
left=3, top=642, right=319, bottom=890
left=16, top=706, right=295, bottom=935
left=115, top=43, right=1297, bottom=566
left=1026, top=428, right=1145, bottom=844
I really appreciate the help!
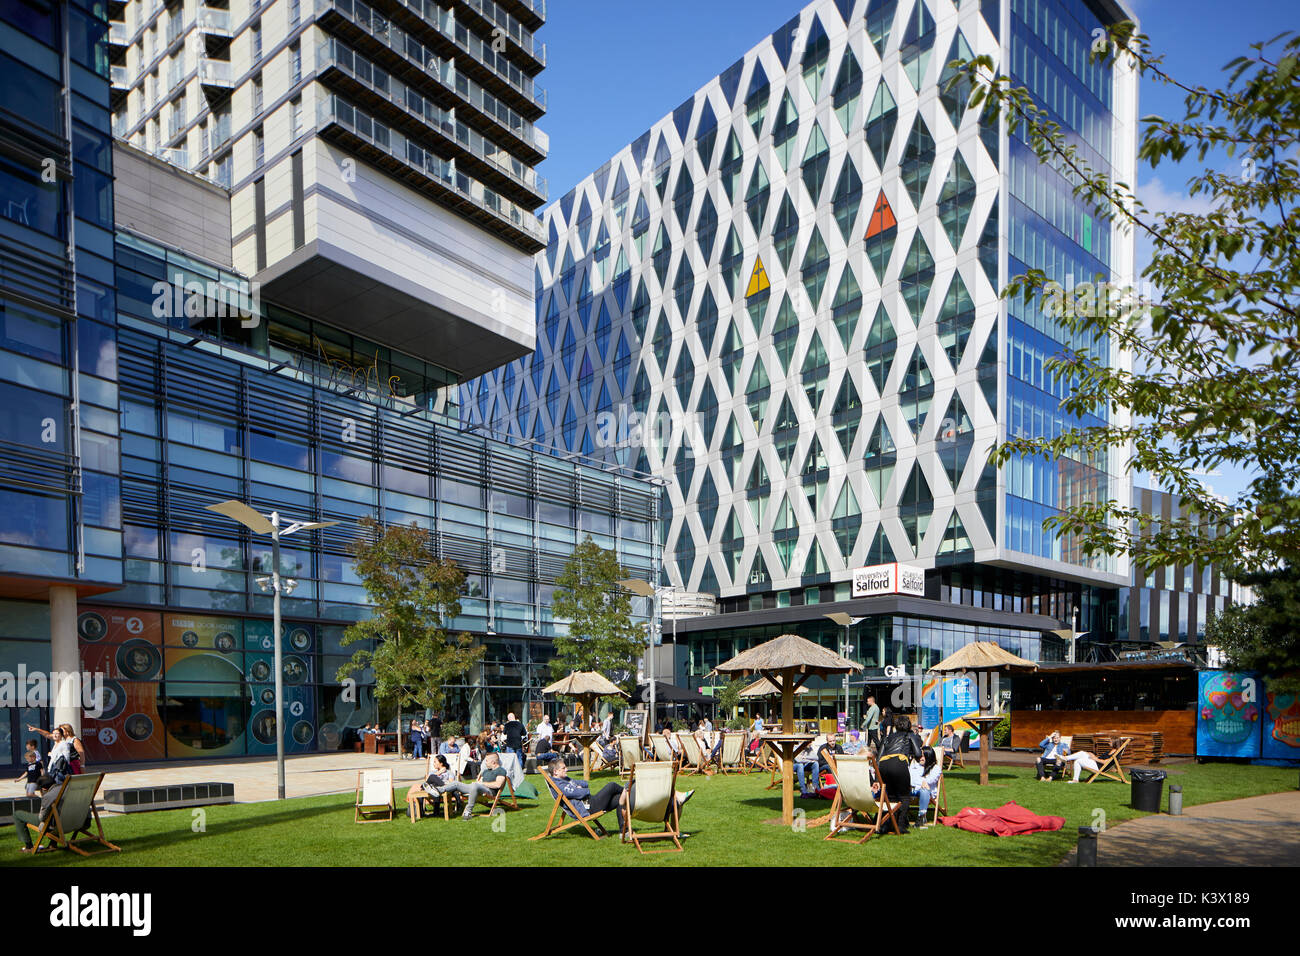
left=0, top=0, right=659, bottom=768
left=466, top=0, right=1140, bottom=718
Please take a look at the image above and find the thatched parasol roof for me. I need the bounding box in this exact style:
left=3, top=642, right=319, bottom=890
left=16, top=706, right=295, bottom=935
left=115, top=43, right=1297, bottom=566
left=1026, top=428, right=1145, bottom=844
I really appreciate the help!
left=542, top=671, right=628, bottom=698
left=739, top=676, right=810, bottom=698
left=713, top=633, right=862, bottom=678
left=930, top=641, right=1037, bottom=673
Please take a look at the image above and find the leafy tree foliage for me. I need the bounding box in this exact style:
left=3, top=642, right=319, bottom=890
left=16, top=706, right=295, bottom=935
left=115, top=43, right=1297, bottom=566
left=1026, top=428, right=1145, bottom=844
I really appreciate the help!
left=954, top=29, right=1300, bottom=572
left=1205, top=567, right=1300, bottom=693
left=337, top=517, right=483, bottom=716
left=550, top=535, right=647, bottom=697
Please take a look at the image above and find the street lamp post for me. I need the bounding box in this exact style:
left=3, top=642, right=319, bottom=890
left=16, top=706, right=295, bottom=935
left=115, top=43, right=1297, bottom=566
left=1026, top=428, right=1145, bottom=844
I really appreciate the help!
left=824, top=613, right=864, bottom=730
left=207, top=500, right=337, bottom=799
left=618, top=578, right=672, bottom=735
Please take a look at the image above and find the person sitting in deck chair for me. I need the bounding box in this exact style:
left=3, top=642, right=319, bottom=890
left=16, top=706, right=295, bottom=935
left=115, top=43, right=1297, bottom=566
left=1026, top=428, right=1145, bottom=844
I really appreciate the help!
left=458, top=753, right=510, bottom=820
left=14, top=774, right=62, bottom=853
left=909, top=747, right=943, bottom=829
left=1060, top=748, right=1102, bottom=783
left=1035, top=731, right=1070, bottom=780
left=547, top=758, right=627, bottom=827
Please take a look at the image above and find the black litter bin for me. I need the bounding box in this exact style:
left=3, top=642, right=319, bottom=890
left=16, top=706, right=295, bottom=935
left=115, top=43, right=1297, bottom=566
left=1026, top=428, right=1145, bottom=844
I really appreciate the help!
left=1130, top=767, right=1167, bottom=812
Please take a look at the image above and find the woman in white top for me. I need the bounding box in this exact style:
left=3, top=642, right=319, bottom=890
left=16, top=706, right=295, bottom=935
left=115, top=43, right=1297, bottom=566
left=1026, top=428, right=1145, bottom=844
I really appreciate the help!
left=908, top=746, right=943, bottom=828
left=29, top=724, right=72, bottom=770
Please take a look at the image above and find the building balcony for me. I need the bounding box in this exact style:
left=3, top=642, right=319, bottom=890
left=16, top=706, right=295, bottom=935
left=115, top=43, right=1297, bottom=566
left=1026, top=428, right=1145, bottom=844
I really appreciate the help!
left=197, top=6, right=231, bottom=36
left=453, top=0, right=546, bottom=71
left=496, top=0, right=544, bottom=31
left=111, top=64, right=131, bottom=88
left=108, top=20, right=130, bottom=47
left=199, top=57, right=234, bottom=89
left=317, top=94, right=544, bottom=252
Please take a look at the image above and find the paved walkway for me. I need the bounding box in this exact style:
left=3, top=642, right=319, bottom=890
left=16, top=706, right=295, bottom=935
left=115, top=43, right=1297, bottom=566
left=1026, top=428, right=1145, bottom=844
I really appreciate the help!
left=1061, top=789, right=1300, bottom=866
left=0, top=752, right=431, bottom=806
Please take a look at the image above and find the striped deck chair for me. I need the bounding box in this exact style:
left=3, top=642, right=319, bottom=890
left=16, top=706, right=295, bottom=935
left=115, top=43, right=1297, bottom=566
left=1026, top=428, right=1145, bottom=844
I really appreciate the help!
left=716, top=731, right=749, bottom=774
left=677, top=732, right=712, bottom=776
left=649, top=732, right=681, bottom=771
left=622, top=760, right=683, bottom=854
left=824, top=755, right=901, bottom=844
left=26, top=773, right=120, bottom=857
left=617, top=735, right=643, bottom=777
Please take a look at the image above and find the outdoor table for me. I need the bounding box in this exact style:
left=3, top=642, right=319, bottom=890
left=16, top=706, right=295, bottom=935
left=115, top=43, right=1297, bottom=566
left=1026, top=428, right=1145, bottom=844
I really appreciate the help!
left=571, top=730, right=602, bottom=780
left=965, top=714, right=1003, bottom=786
left=761, top=732, right=815, bottom=825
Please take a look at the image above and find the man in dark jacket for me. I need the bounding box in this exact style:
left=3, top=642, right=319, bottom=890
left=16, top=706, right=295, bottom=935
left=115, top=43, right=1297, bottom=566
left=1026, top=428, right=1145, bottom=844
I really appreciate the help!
left=548, top=758, right=626, bottom=830
left=15, top=775, right=63, bottom=853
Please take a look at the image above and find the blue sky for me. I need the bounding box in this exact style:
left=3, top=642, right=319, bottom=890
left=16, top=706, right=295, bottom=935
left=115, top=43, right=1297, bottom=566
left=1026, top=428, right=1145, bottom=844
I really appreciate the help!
left=533, top=0, right=1294, bottom=502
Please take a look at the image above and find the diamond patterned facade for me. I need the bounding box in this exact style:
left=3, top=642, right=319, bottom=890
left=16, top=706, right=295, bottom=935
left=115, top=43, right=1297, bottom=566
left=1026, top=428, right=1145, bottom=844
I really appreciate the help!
left=466, top=0, right=1137, bottom=646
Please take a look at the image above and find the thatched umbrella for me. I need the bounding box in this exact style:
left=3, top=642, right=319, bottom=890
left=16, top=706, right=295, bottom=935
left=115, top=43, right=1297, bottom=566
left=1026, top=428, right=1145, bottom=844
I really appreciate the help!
left=930, top=641, right=1037, bottom=785
left=542, top=671, right=628, bottom=780
left=738, top=676, right=811, bottom=698
left=713, top=634, right=861, bottom=825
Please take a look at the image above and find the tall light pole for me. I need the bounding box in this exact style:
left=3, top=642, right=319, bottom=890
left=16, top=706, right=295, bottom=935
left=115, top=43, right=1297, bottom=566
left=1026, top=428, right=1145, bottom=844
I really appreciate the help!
left=618, top=578, right=673, bottom=734
left=824, top=612, right=864, bottom=731
left=207, top=500, right=337, bottom=799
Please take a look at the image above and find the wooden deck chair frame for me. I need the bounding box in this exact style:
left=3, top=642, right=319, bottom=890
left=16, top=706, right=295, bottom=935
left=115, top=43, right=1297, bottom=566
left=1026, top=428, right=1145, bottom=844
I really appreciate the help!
left=589, top=742, right=617, bottom=774
left=355, top=768, right=395, bottom=822
left=617, top=734, right=643, bottom=778
left=677, top=732, right=711, bottom=776
left=764, top=741, right=786, bottom=790
left=1086, top=736, right=1132, bottom=784
left=942, top=734, right=967, bottom=771
left=622, top=761, right=683, bottom=854
left=26, top=773, right=120, bottom=857
left=824, top=755, right=902, bottom=844
left=717, top=731, right=749, bottom=774
left=529, top=769, right=611, bottom=841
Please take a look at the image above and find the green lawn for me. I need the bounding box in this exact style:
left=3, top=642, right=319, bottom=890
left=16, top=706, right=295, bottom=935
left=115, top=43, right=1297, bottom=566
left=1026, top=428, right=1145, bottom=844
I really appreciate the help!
left=7, top=761, right=1295, bottom=867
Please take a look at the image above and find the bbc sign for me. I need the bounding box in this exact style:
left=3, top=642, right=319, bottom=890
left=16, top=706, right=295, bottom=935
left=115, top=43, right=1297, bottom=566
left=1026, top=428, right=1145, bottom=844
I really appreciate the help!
left=851, top=562, right=926, bottom=598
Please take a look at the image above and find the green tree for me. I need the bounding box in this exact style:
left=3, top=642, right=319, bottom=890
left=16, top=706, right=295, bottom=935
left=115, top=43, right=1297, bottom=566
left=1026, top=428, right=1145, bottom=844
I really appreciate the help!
left=337, top=518, right=484, bottom=746
left=550, top=535, right=648, bottom=697
left=715, top=677, right=746, bottom=722
left=1205, top=567, right=1300, bottom=693
left=953, top=29, right=1300, bottom=573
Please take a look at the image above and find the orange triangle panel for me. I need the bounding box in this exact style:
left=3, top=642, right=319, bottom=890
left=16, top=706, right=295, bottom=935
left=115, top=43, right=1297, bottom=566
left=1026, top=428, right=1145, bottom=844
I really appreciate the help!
left=745, top=257, right=771, bottom=297
left=865, top=191, right=897, bottom=240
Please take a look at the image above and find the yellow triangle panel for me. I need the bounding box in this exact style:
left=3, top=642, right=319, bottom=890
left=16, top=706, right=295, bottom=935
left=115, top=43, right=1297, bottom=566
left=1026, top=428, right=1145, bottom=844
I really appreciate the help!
left=745, top=257, right=770, bottom=297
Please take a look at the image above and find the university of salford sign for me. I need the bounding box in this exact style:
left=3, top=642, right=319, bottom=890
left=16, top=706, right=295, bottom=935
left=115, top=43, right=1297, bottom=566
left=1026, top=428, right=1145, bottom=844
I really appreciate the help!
left=851, top=562, right=926, bottom=598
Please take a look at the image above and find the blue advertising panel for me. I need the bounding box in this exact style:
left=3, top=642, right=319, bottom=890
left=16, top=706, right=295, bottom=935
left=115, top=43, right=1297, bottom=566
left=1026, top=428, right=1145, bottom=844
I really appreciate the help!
left=1197, top=670, right=1263, bottom=758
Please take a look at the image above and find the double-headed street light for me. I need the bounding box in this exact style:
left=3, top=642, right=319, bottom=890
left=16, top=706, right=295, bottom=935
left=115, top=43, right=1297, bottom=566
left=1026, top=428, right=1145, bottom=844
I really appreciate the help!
left=824, top=612, right=864, bottom=730
left=207, top=500, right=337, bottom=799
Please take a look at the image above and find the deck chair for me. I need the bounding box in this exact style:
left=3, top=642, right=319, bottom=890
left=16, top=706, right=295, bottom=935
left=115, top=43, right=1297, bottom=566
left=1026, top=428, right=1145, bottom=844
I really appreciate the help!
left=677, top=732, right=711, bottom=776
left=942, top=730, right=967, bottom=770
left=716, top=731, right=749, bottom=774
left=587, top=741, right=617, bottom=774
left=26, top=773, right=120, bottom=857
left=529, top=769, right=612, bottom=841
left=1086, top=736, right=1132, bottom=784
left=824, top=755, right=902, bottom=844
left=649, top=732, right=681, bottom=770
left=355, top=768, right=395, bottom=822
left=622, top=760, right=683, bottom=854
left=618, top=735, right=643, bottom=777
left=764, top=742, right=787, bottom=790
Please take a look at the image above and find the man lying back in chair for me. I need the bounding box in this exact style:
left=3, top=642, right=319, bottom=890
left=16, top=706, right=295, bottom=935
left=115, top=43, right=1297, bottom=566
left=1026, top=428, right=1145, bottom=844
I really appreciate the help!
left=547, top=759, right=697, bottom=837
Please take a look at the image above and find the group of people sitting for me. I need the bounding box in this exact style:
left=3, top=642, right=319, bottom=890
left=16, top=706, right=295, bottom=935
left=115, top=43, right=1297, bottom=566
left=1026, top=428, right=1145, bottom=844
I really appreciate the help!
left=407, top=752, right=514, bottom=821
left=788, top=716, right=944, bottom=832
left=1034, top=730, right=1104, bottom=782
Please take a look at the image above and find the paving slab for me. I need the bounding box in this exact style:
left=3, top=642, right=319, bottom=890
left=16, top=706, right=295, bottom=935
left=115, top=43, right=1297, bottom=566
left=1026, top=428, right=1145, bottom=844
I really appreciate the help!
left=1061, top=790, right=1300, bottom=866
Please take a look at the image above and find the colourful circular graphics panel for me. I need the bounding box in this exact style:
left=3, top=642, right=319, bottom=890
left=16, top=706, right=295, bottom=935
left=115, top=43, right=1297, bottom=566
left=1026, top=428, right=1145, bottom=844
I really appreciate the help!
left=77, top=607, right=165, bottom=762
